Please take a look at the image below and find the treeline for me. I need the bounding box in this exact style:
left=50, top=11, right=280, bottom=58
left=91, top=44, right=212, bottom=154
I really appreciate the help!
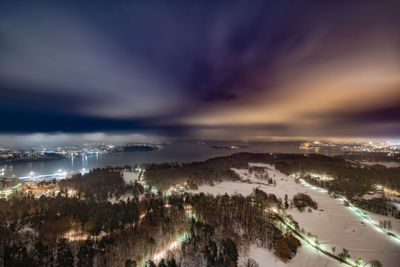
left=144, top=159, right=243, bottom=191
left=271, top=153, right=400, bottom=197
left=0, top=152, right=65, bottom=163
left=145, top=152, right=400, bottom=198
left=352, top=197, right=400, bottom=218
left=343, top=152, right=400, bottom=162
left=60, top=168, right=144, bottom=201
left=144, top=153, right=278, bottom=191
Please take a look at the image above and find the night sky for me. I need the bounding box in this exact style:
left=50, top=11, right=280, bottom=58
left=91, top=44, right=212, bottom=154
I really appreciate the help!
left=1, top=1, right=399, bottom=143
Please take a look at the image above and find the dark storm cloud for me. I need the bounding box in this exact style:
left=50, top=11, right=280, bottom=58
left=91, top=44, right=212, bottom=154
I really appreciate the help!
left=349, top=105, right=400, bottom=124
left=0, top=104, right=190, bottom=137
left=0, top=0, right=399, bottom=140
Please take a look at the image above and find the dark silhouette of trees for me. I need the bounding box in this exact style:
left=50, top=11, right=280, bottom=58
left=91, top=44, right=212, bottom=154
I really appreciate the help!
left=293, top=193, right=318, bottom=212
left=56, top=238, right=74, bottom=267
left=338, top=248, right=350, bottom=262
left=369, top=260, right=383, bottom=267
left=77, top=239, right=96, bottom=267
left=284, top=194, right=289, bottom=209
left=60, top=168, right=144, bottom=201
left=246, top=258, right=259, bottom=267
left=353, top=197, right=399, bottom=218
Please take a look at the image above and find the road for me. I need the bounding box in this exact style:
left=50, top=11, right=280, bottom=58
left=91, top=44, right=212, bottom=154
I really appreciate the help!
left=299, top=178, right=400, bottom=244
left=267, top=209, right=358, bottom=267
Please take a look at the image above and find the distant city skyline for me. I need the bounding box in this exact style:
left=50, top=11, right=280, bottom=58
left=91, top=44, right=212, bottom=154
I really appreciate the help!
left=1, top=1, right=399, bottom=142
left=0, top=133, right=399, bottom=147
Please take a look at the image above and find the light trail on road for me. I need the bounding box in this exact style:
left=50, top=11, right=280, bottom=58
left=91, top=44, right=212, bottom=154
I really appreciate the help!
left=266, top=208, right=358, bottom=267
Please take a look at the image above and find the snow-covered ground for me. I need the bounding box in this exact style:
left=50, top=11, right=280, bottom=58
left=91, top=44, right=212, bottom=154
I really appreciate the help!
left=189, top=163, right=400, bottom=267
left=122, top=171, right=140, bottom=184
left=108, top=193, right=136, bottom=204
left=240, top=243, right=340, bottom=267
left=361, top=161, right=400, bottom=168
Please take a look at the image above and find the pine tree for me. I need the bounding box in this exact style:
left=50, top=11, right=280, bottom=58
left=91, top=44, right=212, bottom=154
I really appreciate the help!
left=284, top=194, right=289, bottom=209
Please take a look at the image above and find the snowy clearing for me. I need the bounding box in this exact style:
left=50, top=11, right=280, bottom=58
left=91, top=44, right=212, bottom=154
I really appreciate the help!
left=189, top=163, right=400, bottom=267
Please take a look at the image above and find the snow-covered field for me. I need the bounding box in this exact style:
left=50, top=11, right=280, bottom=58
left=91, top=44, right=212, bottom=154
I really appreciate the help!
left=361, top=161, right=400, bottom=168
left=241, top=243, right=340, bottom=267
left=189, top=163, right=400, bottom=267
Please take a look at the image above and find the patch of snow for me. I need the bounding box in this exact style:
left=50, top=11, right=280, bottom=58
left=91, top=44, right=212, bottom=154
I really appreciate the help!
left=122, top=171, right=140, bottom=184
left=248, top=163, right=274, bottom=169
left=361, top=192, right=382, bottom=200
left=361, top=162, right=400, bottom=168
left=18, top=226, right=38, bottom=236
left=63, top=229, right=107, bottom=242
left=108, top=193, right=138, bottom=204
left=240, top=243, right=340, bottom=267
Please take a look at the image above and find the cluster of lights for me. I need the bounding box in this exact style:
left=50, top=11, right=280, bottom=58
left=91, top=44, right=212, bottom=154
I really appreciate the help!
left=309, top=173, right=334, bottom=181
left=299, top=140, right=400, bottom=154
left=21, top=169, right=69, bottom=181
left=153, top=240, right=179, bottom=262
left=151, top=231, right=192, bottom=263
left=80, top=168, right=89, bottom=175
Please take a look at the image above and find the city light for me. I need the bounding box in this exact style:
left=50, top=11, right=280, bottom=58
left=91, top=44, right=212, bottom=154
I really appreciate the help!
left=80, top=168, right=89, bottom=175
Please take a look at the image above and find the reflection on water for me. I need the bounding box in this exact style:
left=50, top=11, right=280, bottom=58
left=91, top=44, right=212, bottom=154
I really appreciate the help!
left=1, top=141, right=343, bottom=177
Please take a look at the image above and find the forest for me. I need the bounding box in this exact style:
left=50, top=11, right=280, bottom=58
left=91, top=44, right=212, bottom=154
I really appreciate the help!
left=59, top=168, right=144, bottom=201
left=1, top=175, right=299, bottom=266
